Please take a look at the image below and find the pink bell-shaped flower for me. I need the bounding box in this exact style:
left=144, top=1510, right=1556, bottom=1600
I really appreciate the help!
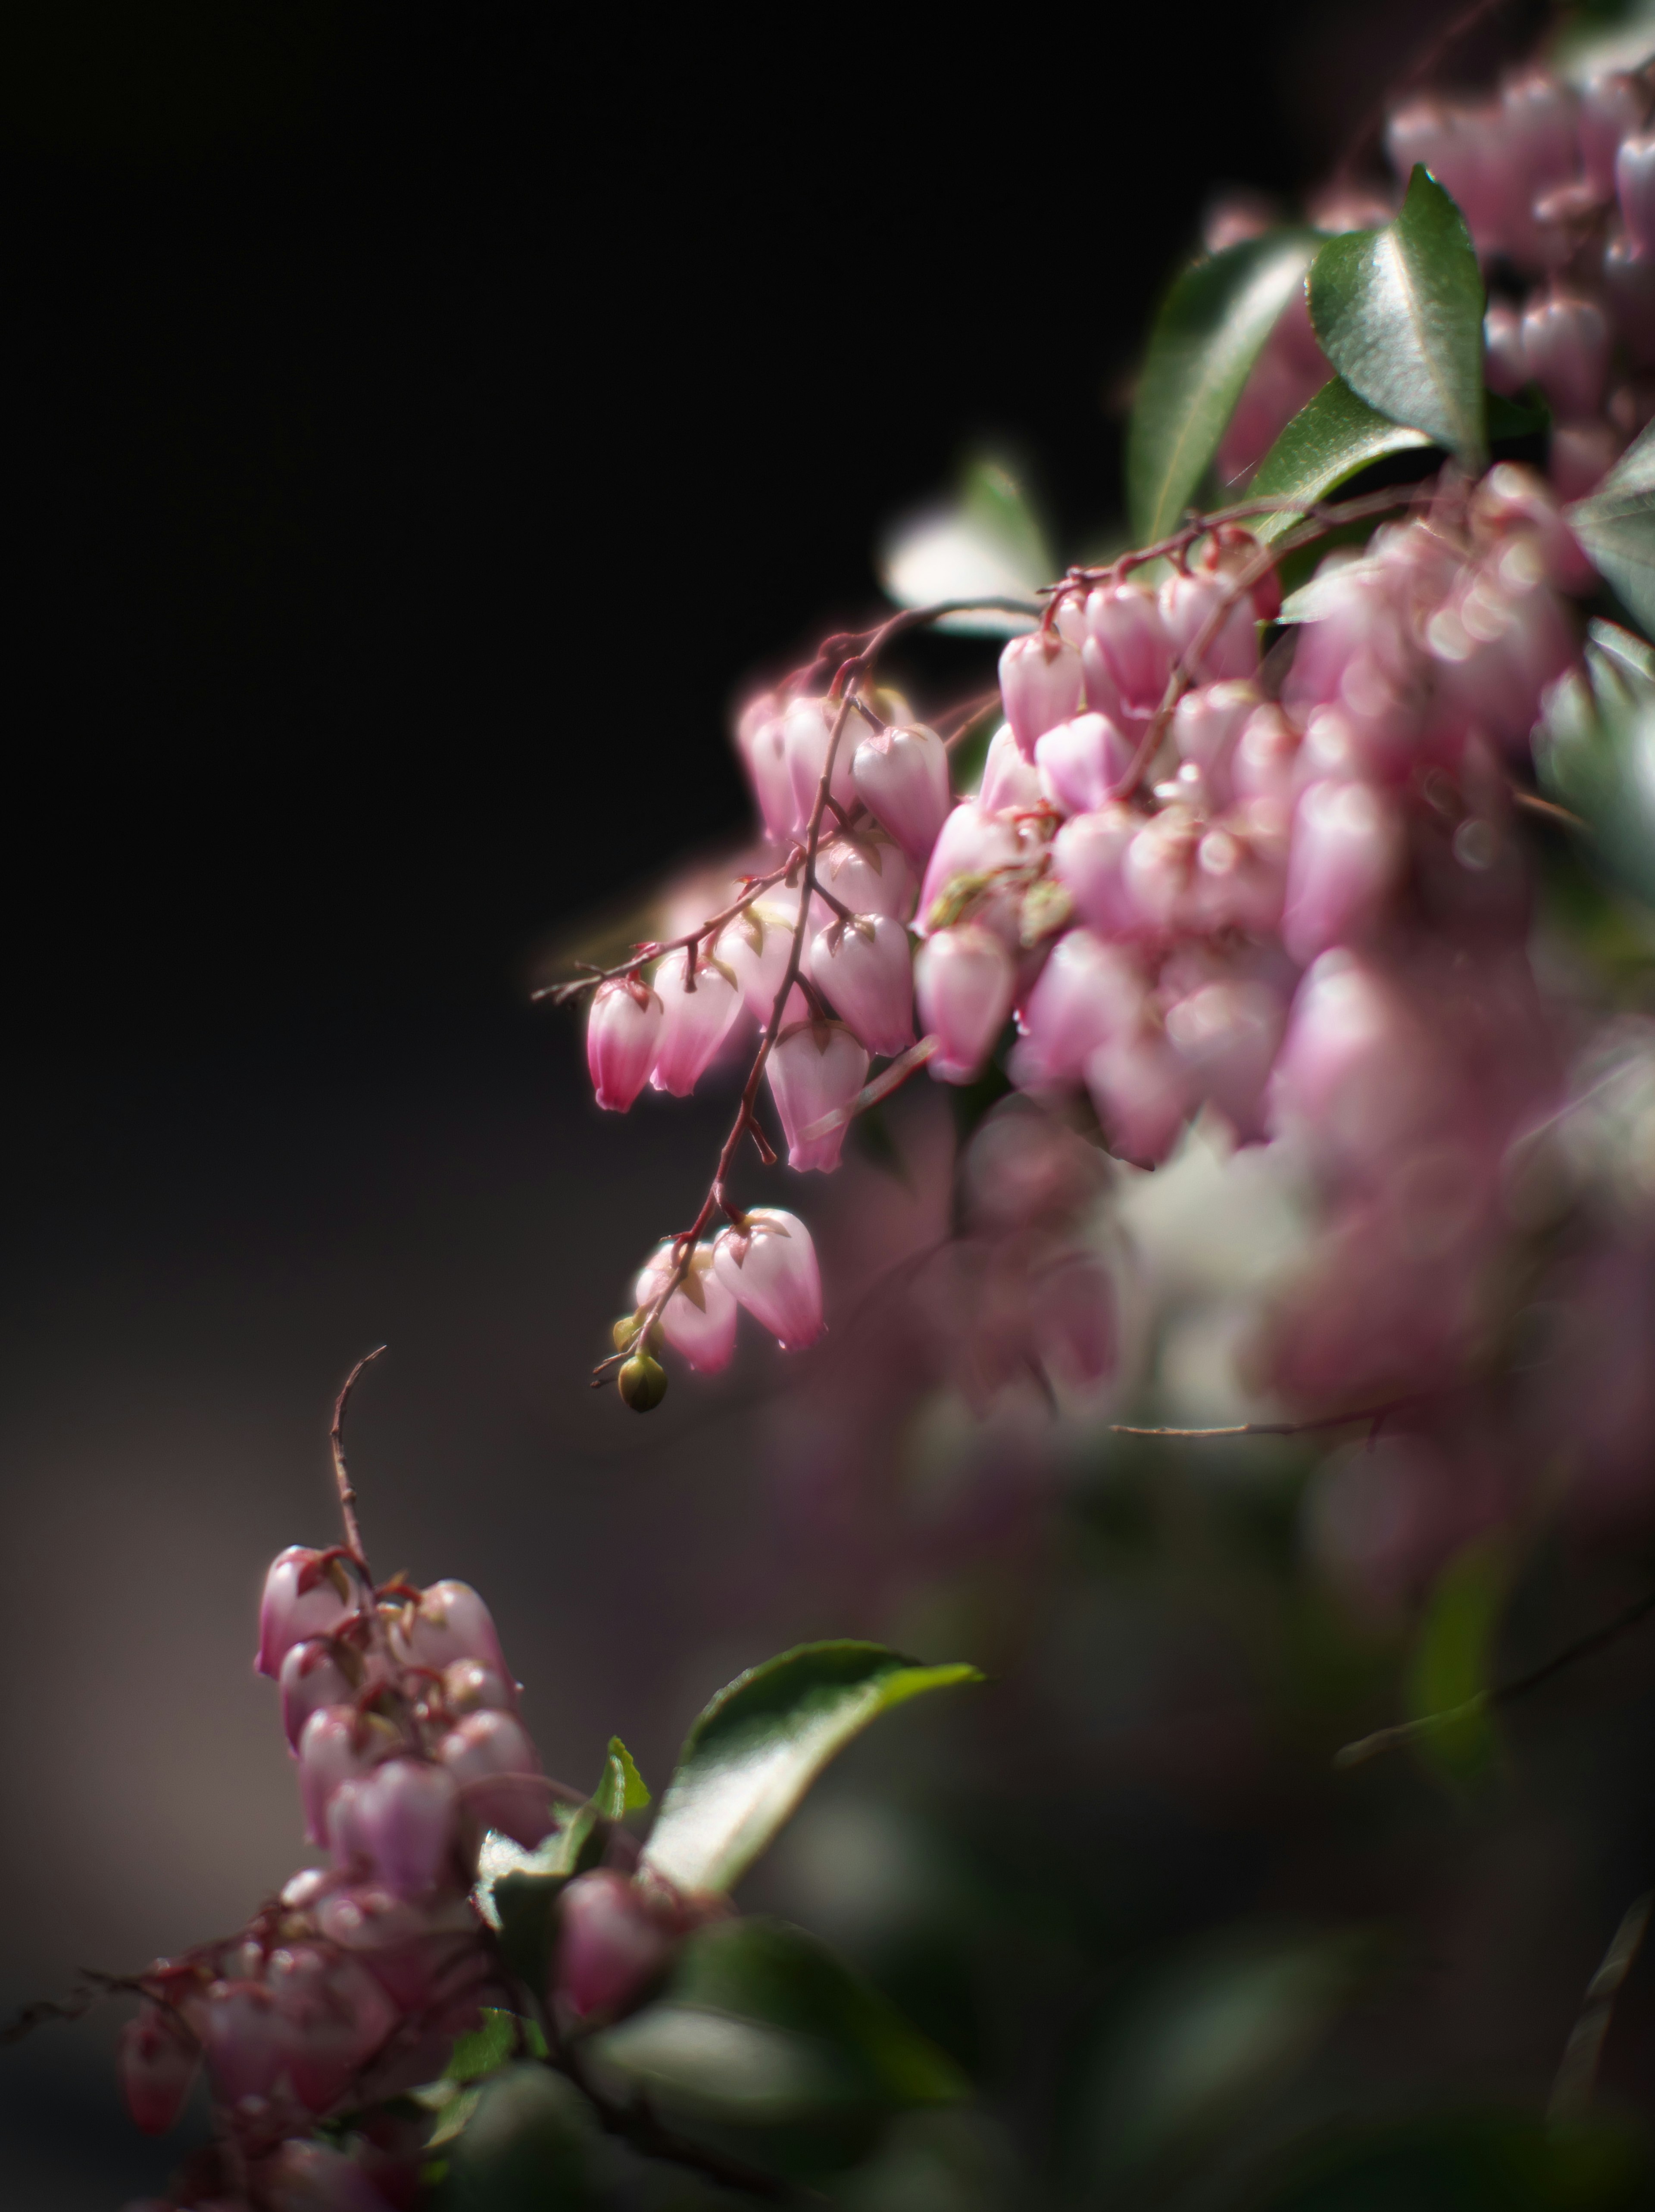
left=1159, top=568, right=1258, bottom=683
left=712, top=1208, right=824, bottom=1349
left=915, top=925, right=1015, bottom=1083
left=649, top=948, right=743, bottom=1097
left=1084, top=1021, right=1191, bottom=1167
left=736, top=702, right=797, bottom=845
left=255, top=2138, right=399, bottom=2212
left=977, top=724, right=1044, bottom=815
left=439, top=1710, right=549, bottom=1850
left=1083, top=582, right=1174, bottom=723
left=1483, top=303, right=1528, bottom=396
left=715, top=900, right=799, bottom=1022
left=852, top=723, right=952, bottom=861
left=280, top=1638, right=359, bottom=1754
left=816, top=833, right=912, bottom=920
left=1051, top=806, right=1141, bottom=937
left=1164, top=977, right=1287, bottom=1142
left=1617, top=132, right=1655, bottom=262
left=389, top=1580, right=510, bottom=1678
left=1582, top=72, right=1645, bottom=199
left=917, top=802, right=1023, bottom=932
left=118, top=2003, right=200, bottom=2135
left=203, top=1979, right=285, bottom=2105
left=1013, top=927, right=1145, bottom=1088
left=1520, top=290, right=1609, bottom=421
left=555, top=1869, right=684, bottom=2021
left=1231, top=703, right=1302, bottom=806
left=766, top=1020, right=869, bottom=1170
left=1173, top=680, right=1260, bottom=808
left=299, top=1707, right=400, bottom=1847
left=783, top=696, right=858, bottom=835
left=586, top=980, right=664, bottom=1112
left=633, top=1242, right=740, bottom=1373
left=442, top=1657, right=515, bottom=1718
left=267, top=1944, right=399, bottom=2115
left=999, top=630, right=1085, bottom=759
left=256, top=1547, right=356, bottom=1679
left=1035, top=712, right=1134, bottom=817
left=1123, top=808, right=1205, bottom=937
left=329, top=1758, right=459, bottom=1900
left=809, top=913, right=915, bottom=1056
left=1282, top=779, right=1406, bottom=964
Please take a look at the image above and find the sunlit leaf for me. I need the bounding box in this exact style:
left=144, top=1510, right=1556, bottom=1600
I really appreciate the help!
left=445, top=2007, right=545, bottom=2084
left=1407, top=1542, right=1508, bottom=1782
left=1538, top=620, right=1655, bottom=906
left=1568, top=418, right=1655, bottom=640
left=1309, top=166, right=1486, bottom=468
left=879, top=452, right=1049, bottom=636
left=473, top=1805, right=600, bottom=1991
left=641, top=1642, right=982, bottom=1895
left=1127, top=229, right=1318, bottom=544
left=1246, top=376, right=1434, bottom=544
left=593, top=1735, right=650, bottom=1823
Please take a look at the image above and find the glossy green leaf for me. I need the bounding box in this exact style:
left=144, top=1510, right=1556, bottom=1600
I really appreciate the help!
left=641, top=1642, right=982, bottom=1895
left=1568, top=417, right=1655, bottom=639
left=1539, top=620, right=1655, bottom=906
left=473, top=1805, right=600, bottom=1992
left=594, top=1917, right=967, bottom=2127
left=1309, top=166, right=1486, bottom=468
left=1127, top=229, right=1318, bottom=543
left=878, top=451, right=1049, bottom=636
left=1246, top=376, right=1434, bottom=543
left=425, top=2061, right=593, bottom=2212
left=1406, top=1543, right=1508, bottom=1782
left=593, top=1736, right=650, bottom=1823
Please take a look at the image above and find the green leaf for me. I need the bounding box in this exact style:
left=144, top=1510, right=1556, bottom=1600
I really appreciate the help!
left=1406, top=1543, right=1508, bottom=1782
left=1127, top=229, right=1319, bottom=543
left=878, top=450, right=1050, bottom=637
left=1246, top=376, right=1434, bottom=544
left=641, top=1642, right=982, bottom=1895
left=1308, top=165, right=1486, bottom=468
left=1567, top=418, right=1655, bottom=639
left=474, top=1806, right=601, bottom=1992
left=445, top=2008, right=549, bottom=2084
left=424, top=2061, right=594, bottom=2212
left=1538, top=620, right=1655, bottom=905
left=593, top=1917, right=966, bottom=2140
left=593, top=1736, right=650, bottom=1823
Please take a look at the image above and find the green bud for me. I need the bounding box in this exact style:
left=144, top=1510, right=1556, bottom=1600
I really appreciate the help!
left=612, top=1313, right=642, bottom=1353
left=618, top=1352, right=668, bottom=1412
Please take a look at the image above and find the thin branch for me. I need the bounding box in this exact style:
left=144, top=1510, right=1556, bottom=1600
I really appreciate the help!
left=798, top=1036, right=941, bottom=1142
left=531, top=855, right=801, bottom=1006
left=1512, top=788, right=1588, bottom=833
left=1111, top=1401, right=1404, bottom=1440
left=1334, top=1585, right=1655, bottom=1771
left=1550, top=1892, right=1653, bottom=2122
left=330, top=1346, right=385, bottom=1570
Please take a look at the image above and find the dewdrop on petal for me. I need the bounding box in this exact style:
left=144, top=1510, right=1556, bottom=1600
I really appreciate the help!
left=587, top=980, right=664, bottom=1112
left=712, top=1208, right=824, bottom=1348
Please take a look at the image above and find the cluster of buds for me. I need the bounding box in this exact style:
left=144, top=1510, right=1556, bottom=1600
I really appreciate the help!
left=117, top=1528, right=709, bottom=2208
left=1224, top=59, right=1655, bottom=500
left=580, top=457, right=1589, bottom=1419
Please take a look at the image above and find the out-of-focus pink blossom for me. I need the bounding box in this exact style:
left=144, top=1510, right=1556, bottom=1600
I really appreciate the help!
left=633, top=1242, right=740, bottom=1373
left=328, top=1759, right=459, bottom=1900
left=713, top=1208, right=824, bottom=1348
left=1231, top=703, right=1302, bottom=805
left=1216, top=287, right=1330, bottom=486
left=1164, top=975, right=1287, bottom=1141
left=977, top=724, right=1044, bottom=814
left=916, top=925, right=1015, bottom=1083
left=267, top=1946, right=398, bottom=2115
left=1618, top=131, right=1655, bottom=260
left=783, top=696, right=858, bottom=834
left=735, top=699, right=796, bottom=845
left=1035, top=712, right=1134, bottom=817
left=810, top=913, right=915, bottom=1056
left=1084, top=1020, right=1190, bottom=1166
left=999, top=630, right=1085, bottom=759
left=1013, top=928, right=1145, bottom=1088
left=256, top=1547, right=355, bottom=1679
left=649, top=949, right=743, bottom=1096
left=118, top=2003, right=199, bottom=2135
left=766, top=1020, right=870, bottom=1170
left=1159, top=568, right=1259, bottom=684
left=1282, top=779, right=1406, bottom=963
left=716, top=899, right=799, bottom=1023
left=202, top=1979, right=284, bottom=2105
left=852, top=723, right=952, bottom=861
left=389, top=1581, right=509, bottom=1679
left=917, top=802, right=1025, bottom=934
left=256, top=2138, right=398, bottom=2212
left=439, top=1710, right=549, bottom=1850
left=298, top=1708, right=400, bottom=1848
left=555, top=1870, right=685, bottom=2020
left=1604, top=231, right=1655, bottom=363
left=279, top=1639, right=358, bottom=1754
left=1173, top=680, right=1260, bottom=808
left=441, top=1657, right=515, bottom=1717
left=1025, top=1247, right=1117, bottom=1388
left=1484, top=303, right=1529, bottom=395
left=586, top=979, right=665, bottom=1112
left=1052, top=805, right=1140, bottom=936
left=1521, top=290, right=1610, bottom=421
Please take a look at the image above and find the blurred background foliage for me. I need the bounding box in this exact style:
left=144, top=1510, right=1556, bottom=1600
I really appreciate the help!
left=4, top=1, right=1655, bottom=2206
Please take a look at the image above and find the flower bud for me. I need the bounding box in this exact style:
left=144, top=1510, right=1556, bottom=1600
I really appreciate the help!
left=298, top=1707, right=400, bottom=1847
left=736, top=705, right=797, bottom=844
left=618, top=1351, right=668, bottom=1410
left=1122, top=807, right=1204, bottom=936
left=1158, top=569, right=1258, bottom=684
left=852, top=724, right=951, bottom=861
left=1012, top=927, right=1145, bottom=1088
left=649, top=949, right=743, bottom=1097
left=1173, top=680, right=1261, bottom=808
left=633, top=1243, right=739, bottom=1373
left=279, top=1639, right=359, bottom=1754
left=1618, top=132, right=1655, bottom=262
left=203, top=1978, right=284, bottom=2105
left=1282, top=780, right=1406, bottom=964
left=390, top=1580, right=509, bottom=1677
left=1583, top=72, right=1646, bottom=199
left=1483, top=303, right=1528, bottom=396
left=1520, top=290, right=1609, bottom=421
left=554, top=1869, right=683, bottom=2020
left=440, top=1710, right=550, bottom=1849
left=712, top=1209, right=824, bottom=1349
left=715, top=899, right=799, bottom=1023
left=1083, top=583, right=1174, bottom=721
left=999, top=631, right=1085, bottom=759
left=975, top=722, right=1043, bottom=815
left=256, top=1547, right=355, bottom=1679
left=266, top=1944, right=398, bottom=2115
left=816, top=834, right=913, bottom=920
left=766, top=1020, right=869, bottom=1170
left=1034, top=712, right=1134, bottom=817
left=915, top=925, right=1015, bottom=1084
left=256, top=2138, right=398, bottom=2212
left=328, top=1758, right=459, bottom=1899
left=1164, top=977, right=1287, bottom=1141
left=586, top=980, right=664, bottom=1112
left=1051, top=805, right=1141, bottom=936
left=118, top=2003, right=199, bottom=2135
left=1084, top=1021, right=1191, bottom=1167
left=783, top=696, right=858, bottom=835
left=441, top=1657, right=515, bottom=1718
left=917, top=802, right=1024, bottom=933
left=809, top=913, right=915, bottom=1056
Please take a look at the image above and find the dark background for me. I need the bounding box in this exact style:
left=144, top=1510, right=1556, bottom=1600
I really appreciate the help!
left=0, top=4, right=1566, bottom=2203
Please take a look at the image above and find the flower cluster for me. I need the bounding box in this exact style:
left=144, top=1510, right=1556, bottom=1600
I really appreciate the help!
left=117, top=1524, right=707, bottom=2208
